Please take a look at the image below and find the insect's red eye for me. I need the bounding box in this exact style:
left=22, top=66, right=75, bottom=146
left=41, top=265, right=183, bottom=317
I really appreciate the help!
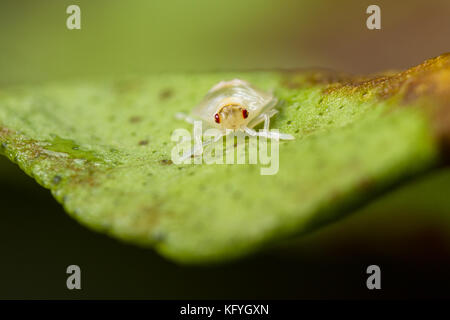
left=242, top=109, right=249, bottom=119
left=214, top=113, right=220, bottom=123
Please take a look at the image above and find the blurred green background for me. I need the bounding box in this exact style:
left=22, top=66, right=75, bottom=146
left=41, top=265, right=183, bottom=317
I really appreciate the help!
left=1, top=0, right=450, bottom=298
left=1, top=0, right=450, bottom=84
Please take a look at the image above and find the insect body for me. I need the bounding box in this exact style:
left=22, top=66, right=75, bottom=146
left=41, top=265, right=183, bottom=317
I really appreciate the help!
left=175, top=79, right=294, bottom=159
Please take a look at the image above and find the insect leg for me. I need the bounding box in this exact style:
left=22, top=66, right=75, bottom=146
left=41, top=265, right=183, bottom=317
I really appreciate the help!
left=263, top=113, right=270, bottom=131
left=247, top=109, right=278, bottom=129
left=262, top=110, right=293, bottom=140
left=243, top=127, right=294, bottom=140
left=275, top=132, right=295, bottom=140
left=202, top=132, right=227, bottom=156
left=178, top=132, right=225, bottom=162
left=243, top=127, right=257, bottom=137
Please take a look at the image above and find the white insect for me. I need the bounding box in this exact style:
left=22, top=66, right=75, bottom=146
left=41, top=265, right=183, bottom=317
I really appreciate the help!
left=176, top=79, right=294, bottom=159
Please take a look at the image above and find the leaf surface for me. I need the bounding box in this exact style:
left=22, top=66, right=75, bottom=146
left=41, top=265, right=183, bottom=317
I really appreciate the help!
left=1, top=54, right=449, bottom=263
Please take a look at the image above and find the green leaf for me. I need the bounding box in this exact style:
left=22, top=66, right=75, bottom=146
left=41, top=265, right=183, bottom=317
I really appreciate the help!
left=1, top=54, right=449, bottom=264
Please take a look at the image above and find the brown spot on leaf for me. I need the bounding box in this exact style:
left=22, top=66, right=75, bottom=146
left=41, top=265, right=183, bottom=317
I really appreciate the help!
left=129, top=116, right=142, bottom=123
left=52, top=175, right=62, bottom=185
left=160, top=159, right=173, bottom=165
left=159, top=88, right=173, bottom=100
left=358, top=177, right=375, bottom=192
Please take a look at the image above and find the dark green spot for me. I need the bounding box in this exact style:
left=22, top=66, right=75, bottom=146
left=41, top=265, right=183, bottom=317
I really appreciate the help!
left=138, top=140, right=149, bottom=146
left=129, top=116, right=142, bottom=123
left=52, top=175, right=62, bottom=185
left=160, top=159, right=173, bottom=165
left=159, top=88, right=173, bottom=100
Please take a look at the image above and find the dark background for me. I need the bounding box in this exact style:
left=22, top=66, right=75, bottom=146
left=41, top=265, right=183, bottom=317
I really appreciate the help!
left=2, top=156, right=450, bottom=299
